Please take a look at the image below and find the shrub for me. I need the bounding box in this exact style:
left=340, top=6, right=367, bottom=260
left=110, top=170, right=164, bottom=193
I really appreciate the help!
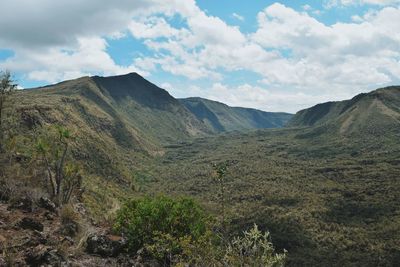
left=60, top=204, right=78, bottom=224
left=114, top=195, right=209, bottom=253
left=223, top=224, right=287, bottom=267
left=114, top=197, right=287, bottom=266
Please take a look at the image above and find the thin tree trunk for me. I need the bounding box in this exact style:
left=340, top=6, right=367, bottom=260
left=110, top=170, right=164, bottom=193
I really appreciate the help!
left=0, top=95, right=3, bottom=152
left=56, top=142, right=68, bottom=197
left=43, top=154, right=56, bottom=197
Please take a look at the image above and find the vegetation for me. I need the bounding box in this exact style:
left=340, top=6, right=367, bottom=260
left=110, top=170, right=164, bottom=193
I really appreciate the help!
left=224, top=224, right=286, bottom=267
left=146, top=126, right=400, bottom=266
left=114, top=196, right=209, bottom=252
left=0, top=71, right=17, bottom=153
left=212, top=161, right=230, bottom=239
left=114, top=195, right=286, bottom=266
left=35, top=126, right=82, bottom=206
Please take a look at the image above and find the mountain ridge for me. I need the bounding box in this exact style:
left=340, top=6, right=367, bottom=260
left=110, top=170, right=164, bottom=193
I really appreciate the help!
left=179, top=97, right=292, bottom=132
left=288, top=86, right=400, bottom=136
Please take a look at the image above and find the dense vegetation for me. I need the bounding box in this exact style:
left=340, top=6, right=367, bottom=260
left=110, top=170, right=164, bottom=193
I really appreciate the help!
left=114, top=195, right=286, bottom=266
left=143, top=126, right=400, bottom=266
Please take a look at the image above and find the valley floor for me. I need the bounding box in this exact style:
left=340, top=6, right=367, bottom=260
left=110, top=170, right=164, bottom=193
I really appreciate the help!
left=140, top=128, right=400, bottom=266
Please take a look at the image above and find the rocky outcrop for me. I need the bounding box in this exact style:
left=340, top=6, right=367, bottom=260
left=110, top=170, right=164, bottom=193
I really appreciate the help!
left=24, top=244, right=66, bottom=266
left=8, top=197, right=33, bottom=212
left=17, top=217, right=44, bottom=232
left=86, top=234, right=127, bottom=257
left=38, top=197, right=57, bottom=213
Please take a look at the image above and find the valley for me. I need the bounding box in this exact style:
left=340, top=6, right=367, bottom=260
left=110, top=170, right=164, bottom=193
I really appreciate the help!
left=147, top=126, right=400, bottom=266
left=1, top=73, right=399, bottom=266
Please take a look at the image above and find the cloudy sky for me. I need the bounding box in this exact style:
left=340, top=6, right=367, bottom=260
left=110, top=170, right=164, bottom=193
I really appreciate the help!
left=0, top=0, right=399, bottom=113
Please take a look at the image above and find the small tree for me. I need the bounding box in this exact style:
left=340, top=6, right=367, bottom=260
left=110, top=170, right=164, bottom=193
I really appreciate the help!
left=212, top=161, right=229, bottom=240
left=223, top=224, right=287, bottom=267
left=36, top=126, right=82, bottom=206
left=114, top=196, right=210, bottom=258
left=0, top=71, right=17, bottom=152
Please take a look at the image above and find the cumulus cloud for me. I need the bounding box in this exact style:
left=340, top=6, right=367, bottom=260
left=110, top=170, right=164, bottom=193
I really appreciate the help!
left=0, top=37, right=148, bottom=84
left=0, top=0, right=399, bottom=111
left=325, top=0, right=400, bottom=7
left=0, top=0, right=192, bottom=82
left=252, top=3, right=400, bottom=91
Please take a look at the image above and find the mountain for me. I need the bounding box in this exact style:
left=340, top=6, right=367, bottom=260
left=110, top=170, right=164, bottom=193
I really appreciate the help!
left=19, top=73, right=209, bottom=153
left=288, top=86, right=400, bottom=136
left=179, top=97, right=292, bottom=133
left=15, top=73, right=293, bottom=179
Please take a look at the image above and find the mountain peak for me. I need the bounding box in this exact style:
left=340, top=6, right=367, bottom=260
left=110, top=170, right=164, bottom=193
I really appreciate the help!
left=91, top=72, right=175, bottom=109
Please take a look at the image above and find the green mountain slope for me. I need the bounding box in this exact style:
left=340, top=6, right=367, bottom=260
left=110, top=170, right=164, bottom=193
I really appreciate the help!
left=180, top=97, right=292, bottom=132
left=14, top=73, right=216, bottom=187
left=14, top=73, right=294, bottom=182
left=288, top=86, right=400, bottom=136
left=20, top=73, right=211, bottom=150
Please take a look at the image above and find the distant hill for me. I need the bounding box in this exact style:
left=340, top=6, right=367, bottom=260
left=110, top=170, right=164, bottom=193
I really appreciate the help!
left=288, top=86, right=400, bottom=136
left=180, top=97, right=292, bottom=133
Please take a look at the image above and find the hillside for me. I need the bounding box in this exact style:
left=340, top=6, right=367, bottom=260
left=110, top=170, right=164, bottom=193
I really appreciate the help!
left=288, top=86, right=400, bottom=136
left=10, top=74, right=208, bottom=204
left=180, top=97, right=292, bottom=132
left=10, top=73, right=294, bottom=206
left=24, top=73, right=211, bottom=147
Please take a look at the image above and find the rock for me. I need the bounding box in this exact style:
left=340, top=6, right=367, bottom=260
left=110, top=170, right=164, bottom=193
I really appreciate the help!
left=58, top=222, right=79, bottom=237
left=74, top=202, right=87, bottom=216
left=17, top=217, right=44, bottom=232
left=61, top=236, right=75, bottom=246
left=86, top=233, right=126, bottom=257
left=32, top=230, right=47, bottom=244
left=46, top=249, right=66, bottom=266
left=38, top=197, right=57, bottom=213
left=8, top=197, right=33, bottom=212
left=24, top=245, right=65, bottom=266
left=44, top=211, right=55, bottom=220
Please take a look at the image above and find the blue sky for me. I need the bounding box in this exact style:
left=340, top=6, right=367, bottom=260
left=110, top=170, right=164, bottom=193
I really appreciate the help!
left=1, top=0, right=399, bottom=112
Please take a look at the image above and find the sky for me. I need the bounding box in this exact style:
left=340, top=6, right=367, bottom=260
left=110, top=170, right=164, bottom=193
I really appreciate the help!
left=0, top=0, right=400, bottom=113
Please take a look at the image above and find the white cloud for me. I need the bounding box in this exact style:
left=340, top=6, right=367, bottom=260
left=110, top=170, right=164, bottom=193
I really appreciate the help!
left=251, top=3, right=400, bottom=91
left=0, top=0, right=399, bottom=111
left=325, top=0, right=400, bottom=7
left=0, top=37, right=148, bottom=84
left=160, top=82, right=173, bottom=91
left=129, top=17, right=181, bottom=39
left=232, top=13, right=245, bottom=21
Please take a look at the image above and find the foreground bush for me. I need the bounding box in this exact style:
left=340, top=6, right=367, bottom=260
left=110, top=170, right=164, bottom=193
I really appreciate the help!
left=114, top=196, right=209, bottom=253
left=114, top=196, right=286, bottom=266
left=223, top=224, right=286, bottom=267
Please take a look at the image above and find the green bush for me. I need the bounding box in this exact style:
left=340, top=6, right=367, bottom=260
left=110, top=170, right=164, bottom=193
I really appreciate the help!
left=223, top=224, right=287, bottom=267
left=114, top=195, right=209, bottom=253
left=114, top=196, right=286, bottom=266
